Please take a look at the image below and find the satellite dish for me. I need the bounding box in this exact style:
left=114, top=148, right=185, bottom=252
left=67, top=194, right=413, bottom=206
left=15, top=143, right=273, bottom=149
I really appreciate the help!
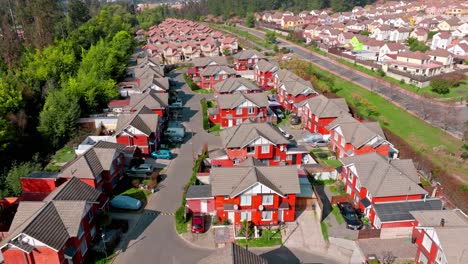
left=280, top=145, right=284, bottom=151
left=258, top=205, right=264, bottom=211
left=233, top=204, right=239, bottom=210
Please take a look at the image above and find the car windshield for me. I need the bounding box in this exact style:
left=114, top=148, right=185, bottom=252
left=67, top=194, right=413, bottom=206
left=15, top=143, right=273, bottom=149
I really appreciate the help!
left=346, top=212, right=358, bottom=220
left=193, top=224, right=202, bottom=229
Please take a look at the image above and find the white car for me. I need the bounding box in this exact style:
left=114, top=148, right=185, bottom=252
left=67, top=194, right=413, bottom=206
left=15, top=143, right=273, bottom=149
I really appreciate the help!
left=127, top=163, right=153, bottom=176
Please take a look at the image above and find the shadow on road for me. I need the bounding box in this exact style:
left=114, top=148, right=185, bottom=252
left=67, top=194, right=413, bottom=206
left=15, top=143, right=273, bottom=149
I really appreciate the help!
left=315, top=185, right=332, bottom=221
left=259, top=246, right=301, bottom=264
left=118, top=209, right=159, bottom=253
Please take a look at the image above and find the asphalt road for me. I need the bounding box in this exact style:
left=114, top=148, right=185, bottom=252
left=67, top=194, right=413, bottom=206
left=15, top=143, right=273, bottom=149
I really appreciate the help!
left=113, top=70, right=352, bottom=264
left=236, top=25, right=467, bottom=138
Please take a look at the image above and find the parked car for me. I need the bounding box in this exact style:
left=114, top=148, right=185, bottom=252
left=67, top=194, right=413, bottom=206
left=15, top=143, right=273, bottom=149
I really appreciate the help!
left=191, top=214, right=205, bottom=233
left=151, top=149, right=172, bottom=159
left=337, top=202, right=363, bottom=230
left=274, top=109, right=284, bottom=119
left=278, top=127, right=292, bottom=139
left=268, top=94, right=277, bottom=102
left=168, top=136, right=184, bottom=143
left=127, top=163, right=153, bottom=176
left=303, top=133, right=323, bottom=143
left=110, top=195, right=142, bottom=210
left=310, top=140, right=329, bottom=147
left=290, top=115, right=301, bottom=125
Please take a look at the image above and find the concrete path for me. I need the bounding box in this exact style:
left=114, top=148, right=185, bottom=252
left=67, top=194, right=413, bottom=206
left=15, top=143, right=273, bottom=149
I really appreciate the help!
left=282, top=210, right=327, bottom=254
left=358, top=238, right=417, bottom=261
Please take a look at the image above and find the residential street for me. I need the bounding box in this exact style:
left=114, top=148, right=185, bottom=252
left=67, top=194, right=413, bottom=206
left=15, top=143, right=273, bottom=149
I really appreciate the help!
left=113, top=70, right=356, bottom=264
left=235, top=25, right=467, bottom=138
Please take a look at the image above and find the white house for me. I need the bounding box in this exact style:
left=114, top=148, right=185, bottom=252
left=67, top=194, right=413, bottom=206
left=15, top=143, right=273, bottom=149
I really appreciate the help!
left=389, top=28, right=410, bottom=42
left=448, top=43, right=468, bottom=56
left=378, top=42, right=406, bottom=62
left=431, top=32, right=452, bottom=50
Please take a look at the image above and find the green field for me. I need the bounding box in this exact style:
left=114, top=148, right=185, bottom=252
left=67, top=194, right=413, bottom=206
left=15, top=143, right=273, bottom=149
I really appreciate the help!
left=236, top=229, right=282, bottom=247
left=45, top=146, right=76, bottom=171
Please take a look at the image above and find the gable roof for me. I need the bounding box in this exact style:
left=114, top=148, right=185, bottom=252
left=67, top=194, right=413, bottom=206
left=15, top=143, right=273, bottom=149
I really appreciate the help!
left=44, top=177, right=102, bottom=202
left=327, top=115, right=387, bottom=148
left=200, top=65, right=236, bottom=76
left=116, top=105, right=159, bottom=136
left=280, top=80, right=316, bottom=97
left=397, top=51, right=431, bottom=60
left=127, top=90, right=169, bottom=111
left=216, top=93, right=268, bottom=109
left=59, top=141, right=126, bottom=180
left=210, top=159, right=300, bottom=197
left=233, top=50, right=266, bottom=60
left=186, top=185, right=213, bottom=199
left=300, top=95, right=348, bottom=118
left=255, top=60, right=279, bottom=73
left=213, top=78, right=261, bottom=93
left=192, top=56, right=228, bottom=67
left=198, top=242, right=268, bottom=264
left=220, top=122, right=290, bottom=148
left=340, top=153, right=426, bottom=197
left=434, top=226, right=468, bottom=264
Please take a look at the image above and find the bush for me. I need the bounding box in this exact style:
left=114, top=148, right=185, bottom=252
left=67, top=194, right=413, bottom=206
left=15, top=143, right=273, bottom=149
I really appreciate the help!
left=200, top=98, right=209, bottom=130
left=183, top=73, right=201, bottom=91
left=377, top=69, right=386, bottom=77
left=430, top=78, right=450, bottom=94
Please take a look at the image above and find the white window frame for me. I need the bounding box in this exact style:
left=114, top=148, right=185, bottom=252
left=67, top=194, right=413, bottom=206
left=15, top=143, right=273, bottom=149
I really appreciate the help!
left=248, top=107, right=255, bottom=114
left=262, top=195, right=274, bottom=205
left=286, top=154, right=292, bottom=160
left=223, top=74, right=227, bottom=80
left=274, top=155, right=280, bottom=161
left=261, top=211, right=273, bottom=220
left=240, top=211, right=252, bottom=221
left=261, top=145, right=270, bottom=154
left=356, top=180, right=361, bottom=191
left=236, top=107, right=243, bottom=115
left=240, top=195, right=252, bottom=206
left=80, top=239, right=88, bottom=256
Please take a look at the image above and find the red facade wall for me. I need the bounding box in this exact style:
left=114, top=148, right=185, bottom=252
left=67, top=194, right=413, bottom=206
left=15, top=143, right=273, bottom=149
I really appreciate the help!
left=413, top=227, right=439, bottom=264
left=3, top=247, right=61, bottom=264
left=216, top=144, right=302, bottom=167
left=214, top=193, right=296, bottom=226
left=214, top=107, right=268, bottom=128
left=380, top=221, right=415, bottom=228
left=116, top=134, right=155, bottom=155
left=197, top=74, right=236, bottom=89
left=330, top=130, right=391, bottom=158
left=277, top=89, right=316, bottom=111
left=20, top=178, right=57, bottom=193
left=235, top=58, right=261, bottom=71
left=186, top=198, right=216, bottom=214
left=303, top=115, right=337, bottom=135
left=254, top=70, right=274, bottom=88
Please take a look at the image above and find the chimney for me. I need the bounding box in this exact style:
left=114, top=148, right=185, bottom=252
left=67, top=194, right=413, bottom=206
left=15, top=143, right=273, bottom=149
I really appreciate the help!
left=440, top=218, right=445, bottom=227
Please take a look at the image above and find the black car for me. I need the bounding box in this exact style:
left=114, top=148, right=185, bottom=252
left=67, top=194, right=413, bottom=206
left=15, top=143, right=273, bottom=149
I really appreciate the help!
left=337, top=202, right=363, bottom=230
left=290, top=115, right=301, bottom=125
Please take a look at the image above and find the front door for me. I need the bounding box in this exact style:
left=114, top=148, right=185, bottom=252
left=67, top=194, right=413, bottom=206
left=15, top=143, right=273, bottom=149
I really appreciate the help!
left=278, top=210, right=284, bottom=222
left=228, top=212, right=235, bottom=224
left=201, top=200, right=208, bottom=213
left=228, top=119, right=233, bottom=127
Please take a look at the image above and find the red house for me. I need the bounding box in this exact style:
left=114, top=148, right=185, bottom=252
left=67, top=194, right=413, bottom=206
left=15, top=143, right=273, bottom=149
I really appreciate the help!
left=274, top=70, right=318, bottom=111
left=126, top=90, right=168, bottom=117
left=208, top=93, right=271, bottom=128
left=186, top=185, right=215, bottom=215
left=196, top=65, right=237, bottom=90
left=0, top=177, right=107, bottom=264
left=297, top=95, right=348, bottom=135
left=211, top=158, right=300, bottom=226
left=188, top=56, right=228, bottom=78
left=410, top=210, right=468, bottom=264
left=339, top=153, right=428, bottom=228
left=59, top=141, right=127, bottom=195
left=327, top=115, right=398, bottom=159
left=254, top=60, right=279, bottom=89
left=213, top=77, right=261, bottom=94
left=115, top=106, right=161, bottom=155
left=233, top=50, right=266, bottom=71
left=210, top=122, right=307, bottom=167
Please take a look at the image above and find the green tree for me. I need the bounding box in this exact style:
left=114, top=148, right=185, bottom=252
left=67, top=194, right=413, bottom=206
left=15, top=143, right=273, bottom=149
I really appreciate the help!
left=245, top=12, right=255, bottom=28
left=265, top=31, right=277, bottom=44
left=67, top=0, right=91, bottom=30
left=38, top=89, right=81, bottom=148
left=0, top=77, right=23, bottom=116
left=430, top=78, right=450, bottom=94
left=406, top=37, right=429, bottom=52
left=4, top=160, right=41, bottom=197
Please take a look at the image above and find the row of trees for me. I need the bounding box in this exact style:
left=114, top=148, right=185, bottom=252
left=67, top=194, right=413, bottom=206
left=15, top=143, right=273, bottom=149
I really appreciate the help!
left=0, top=4, right=135, bottom=197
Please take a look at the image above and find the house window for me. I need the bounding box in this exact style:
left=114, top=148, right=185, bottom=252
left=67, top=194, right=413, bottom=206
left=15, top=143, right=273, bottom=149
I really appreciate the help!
left=240, top=195, right=252, bottom=206
left=223, top=75, right=227, bottom=80
left=356, top=180, right=361, bottom=191
left=286, top=155, right=292, bottom=160
left=262, top=195, right=274, bottom=205
left=240, top=211, right=251, bottom=221
left=224, top=195, right=229, bottom=200
left=248, top=107, right=254, bottom=114
left=236, top=118, right=242, bottom=125
left=88, top=210, right=94, bottom=222
left=214, top=75, right=219, bottom=80
left=90, top=226, right=96, bottom=238
left=78, top=223, right=84, bottom=239
left=261, top=211, right=272, bottom=220
left=422, top=233, right=432, bottom=252
left=274, top=155, right=280, bottom=161
left=261, top=145, right=270, bottom=154
left=80, top=239, right=88, bottom=256
left=213, top=114, right=217, bottom=119
left=247, top=146, right=255, bottom=154
left=236, top=107, right=243, bottom=115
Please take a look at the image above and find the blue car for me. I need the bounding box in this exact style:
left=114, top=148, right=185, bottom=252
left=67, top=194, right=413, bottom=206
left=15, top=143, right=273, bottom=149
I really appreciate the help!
left=111, top=195, right=142, bottom=210
left=151, top=149, right=172, bottom=159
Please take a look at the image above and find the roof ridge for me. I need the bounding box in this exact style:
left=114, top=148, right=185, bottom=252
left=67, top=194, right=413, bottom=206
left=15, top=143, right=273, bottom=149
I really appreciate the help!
left=374, top=161, right=393, bottom=195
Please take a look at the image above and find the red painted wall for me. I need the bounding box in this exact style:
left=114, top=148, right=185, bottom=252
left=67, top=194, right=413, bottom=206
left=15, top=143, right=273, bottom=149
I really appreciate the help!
left=303, top=115, right=337, bottom=135
left=3, top=247, right=61, bottom=264
left=254, top=70, right=274, bottom=88
left=413, top=227, right=439, bottom=264
left=20, top=178, right=57, bottom=193
left=381, top=221, right=415, bottom=228
left=216, top=107, right=268, bottom=128
left=186, top=198, right=215, bottom=214
left=330, top=131, right=391, bottom=158
left=277, top=88, right=316, bottom=111
left=116, top=134, right=155, bottom=155
left=235, top=58, right=261, bottom=71
left=198, top=74, right=236, bottom=89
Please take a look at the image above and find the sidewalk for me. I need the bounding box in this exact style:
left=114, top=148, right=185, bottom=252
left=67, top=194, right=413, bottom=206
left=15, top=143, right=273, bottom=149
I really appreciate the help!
left=282, top=210, right=327, bottom=254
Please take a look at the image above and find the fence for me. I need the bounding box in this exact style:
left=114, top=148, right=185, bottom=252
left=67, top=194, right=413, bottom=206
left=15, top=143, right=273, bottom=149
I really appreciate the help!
left=358, top=228, right=381, bottom=239
left=330, top=194, right=352, bottom=205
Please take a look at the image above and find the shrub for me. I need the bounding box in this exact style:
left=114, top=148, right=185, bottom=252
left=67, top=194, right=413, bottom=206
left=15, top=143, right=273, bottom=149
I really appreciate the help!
left=183, top=73, right=201, bottom=91
left=200, top=98, right=210, bottom=130
left=377, top=69, right=386, bottom=77
left=430, top=78, right=450, bottom=94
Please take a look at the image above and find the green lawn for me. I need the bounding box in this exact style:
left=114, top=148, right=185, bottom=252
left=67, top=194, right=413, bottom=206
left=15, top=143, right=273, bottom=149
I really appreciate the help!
left=193, top=88, right=213, bottom=94
left=175, top=218, right=189, bottom=234
left=45, top=146, right=76, bottom=171
left=322, top=159, right=342, bottom=167
left=211, top=24, right=275, bottom=50
left=331, top=205, right=345, bottom=225
left=121, top=188, right=150, bottom=205
left=320, top=222, right=329, bottom=242
left=310, top=149, right=341, bottom=167
left=236, top=229, right=282, bottom=247
left=208, top=124, right=221, bottom=134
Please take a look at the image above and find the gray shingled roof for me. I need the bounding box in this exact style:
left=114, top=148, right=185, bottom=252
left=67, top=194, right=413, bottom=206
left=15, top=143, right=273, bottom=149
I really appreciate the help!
left=255, top=60, right=279, bottom=73
left=280, top=80, right=316, bottom=97
left=116, top=105, right=160, bottom=136
left=220, top=122, right=291, bottom=148
left=300, top=95, right=348, bottom=118
left=126, top=90, right=169, bottom=111
left=327, top=115, right=387, bottom=148
left=274, top=69, right=307, bottom=85
left=59, top=141, right=126, bottom=179
left=141, top=77, right=170, bottom=91
left=45, top=177, right=102, bottom=202
left=186, top=185, right=213, bottom=199
left=192, top=56, right=228, bottom=67
left=216, top=93, right=269, bottom=109
left=340, top=153, right=426, bottom=198
left=210, top=159, right=300, bottom=197
left=410, top=209, right=468, bottom=227
left=200, top=65, right=236, bottom=76
left=198, top=243, right=268, bottom=264
left=213, top=78, right=261, bottom=93
left=434, top=227, right=468, bottom=264
left=373, top=199, right=442, bottom=222
left=233, top=50, right=266, bottom=60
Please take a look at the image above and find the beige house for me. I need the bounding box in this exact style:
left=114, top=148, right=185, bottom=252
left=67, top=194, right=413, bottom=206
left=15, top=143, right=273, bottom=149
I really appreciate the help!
left=383, top=51, right=443, bottom=77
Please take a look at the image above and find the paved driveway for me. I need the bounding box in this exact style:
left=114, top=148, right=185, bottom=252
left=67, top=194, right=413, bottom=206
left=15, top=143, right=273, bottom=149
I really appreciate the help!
left=282, top=210, right=327, bottom=254
left=236, top=25, right=467, bottom=138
